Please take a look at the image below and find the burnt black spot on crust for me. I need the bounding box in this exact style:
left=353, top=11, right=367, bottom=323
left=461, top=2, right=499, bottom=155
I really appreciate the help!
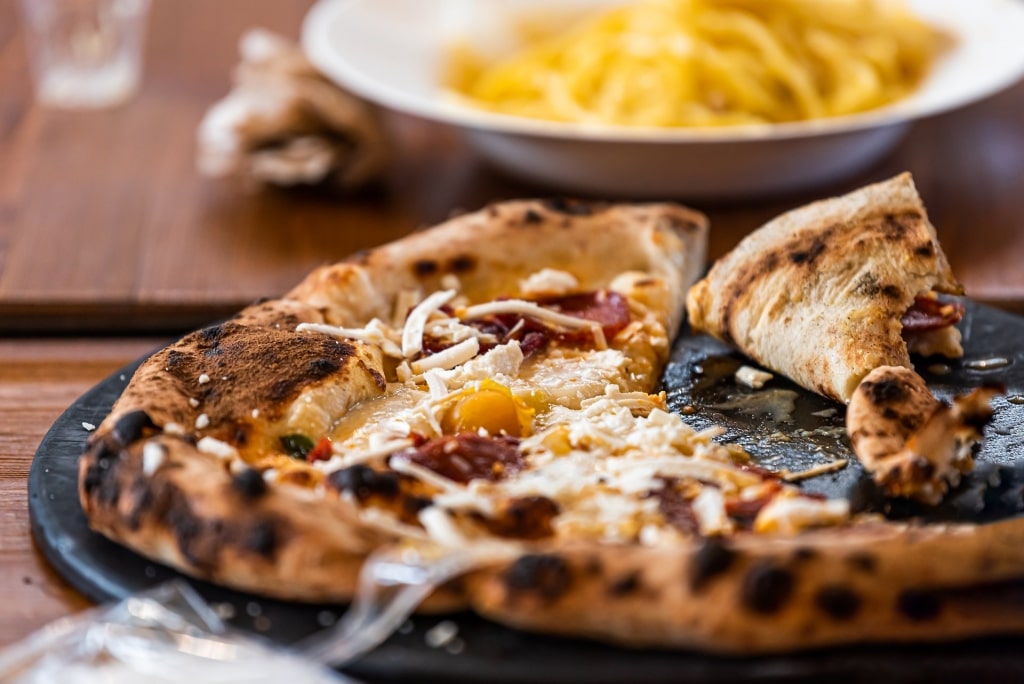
left=609, top=571, right=641, bottom=597
left=328, top=464, right=400, bottom=500
left=881, top=284, right=902, bottom=299
left=484, top=496, right=560, bottom=540
left=789, top=236, right=827, bottom=266
left=165, top=492, right=212, bottom=570
left=816, top=585, right=862, bottom=620
left=792, top=547, right=818, bottom=563
left=126, top=475, right=155, bottom=531
left=199, top=324, right=226, bottom=345
left=542, top=197, right=594, bottom=216
left=83, top=445, right=123, bottom=508
left=898, top=589, right=942, bottom=621
left=860, top=377, right=907, bottom=405
left=448, top=255, right=476, bottom=274
left=847, top=552, right=878, bottom=574
left=505, top=554, right=571, bottom=601
left=307, top=357, right=341, bottom=378
left=165, top=349, right=187, bottom=370
left=368, top=367, right=386, bottom=391
left=414, top=259, right=438, bottom=277
left=244, top=519, right=279, bottom=557
left=403, top=495, right=433, bottom=516
left=882, top=211, right=922, bottom=240
left=741, top=563, right=794, bottom=614
left=232, top=468, right=267, bottom=501
left=690, top=539, right=737, bottom=592
left=112, top=410, right=157, bottom=447
left=853, top=273, right=881, bottom=297
left=915, top=242, right=935, bottom=258
left=523, top=208, right=543, bottom=225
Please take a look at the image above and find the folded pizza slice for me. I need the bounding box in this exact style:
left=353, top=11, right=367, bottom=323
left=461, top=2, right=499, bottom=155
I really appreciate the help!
left=686, top=173, right=963, bottom=404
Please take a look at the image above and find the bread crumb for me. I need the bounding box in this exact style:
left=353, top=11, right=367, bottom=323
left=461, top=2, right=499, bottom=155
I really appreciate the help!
left=81, top=422, right=96, bottom=431
left=425, top=620, right=458, bottom=649
left=735, top=365, right=773, bottom=389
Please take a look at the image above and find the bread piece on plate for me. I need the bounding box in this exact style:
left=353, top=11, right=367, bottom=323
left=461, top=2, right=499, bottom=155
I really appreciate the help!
left=848, top=365, right=1000, bottom=505
left=687, top=173, right=963, bottom=403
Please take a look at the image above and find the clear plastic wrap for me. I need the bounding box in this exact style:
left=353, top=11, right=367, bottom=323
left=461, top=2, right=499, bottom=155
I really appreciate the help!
left=0, top=582, right=352, bottom=683
left=0, top=541, right=512, bottom=681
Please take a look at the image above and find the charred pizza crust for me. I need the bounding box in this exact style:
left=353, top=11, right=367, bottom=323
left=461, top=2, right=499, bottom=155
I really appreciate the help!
left=847, top=365, right=1000, bottom=505
left=80, top=199, right=706, bottom=606
left=77, top=194, right=1024, bottom=654
left=686, top=173, right=962, bottom=403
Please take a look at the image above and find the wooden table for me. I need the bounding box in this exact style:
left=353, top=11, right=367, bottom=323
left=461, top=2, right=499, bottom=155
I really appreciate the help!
left=1, top=0, right=1024, bottom=652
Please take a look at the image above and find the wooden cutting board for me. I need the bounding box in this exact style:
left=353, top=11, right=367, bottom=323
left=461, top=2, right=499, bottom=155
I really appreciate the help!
left=2, top=0, right=1023, bottom=334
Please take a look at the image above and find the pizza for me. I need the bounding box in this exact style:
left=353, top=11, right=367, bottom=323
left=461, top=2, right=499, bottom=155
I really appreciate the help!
left=686, top=173, right=964, bottom=404
left=847, top=366, right=1000, bottom=505
left=79, top=193, right=1024, bottom=654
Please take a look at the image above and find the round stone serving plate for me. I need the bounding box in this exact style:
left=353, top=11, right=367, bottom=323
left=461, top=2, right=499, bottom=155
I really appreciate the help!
left=29, top=301, right=1024, bottom=683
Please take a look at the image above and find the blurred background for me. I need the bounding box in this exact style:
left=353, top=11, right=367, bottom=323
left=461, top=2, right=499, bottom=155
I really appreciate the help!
left=1, top=0, right=1022, bottom=338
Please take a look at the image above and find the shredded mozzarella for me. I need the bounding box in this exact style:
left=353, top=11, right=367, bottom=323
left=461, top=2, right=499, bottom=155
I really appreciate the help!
left=422, top=369, right=450, bottom=401
left=142, top=442, right=166, bottom=476
left=458, top=299, right=606, bottom=349
left=402, top=289, right=457, bottom=358
left=389, top=455, right=462, bottom=492
left=411, top=337, right=480, bottom=374
left=296, top=320, right=403, bottom=358
left=197, top=436, right=238, bottom=460
left=691, top=488, right=731, bottom=535
left=320, top=438, right=414, bottom=471
left=419, top=506, right=469, bottom=547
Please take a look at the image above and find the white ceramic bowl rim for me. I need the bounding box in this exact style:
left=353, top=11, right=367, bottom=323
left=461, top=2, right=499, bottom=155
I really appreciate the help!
left=304, top=0, right=1024, bottom=144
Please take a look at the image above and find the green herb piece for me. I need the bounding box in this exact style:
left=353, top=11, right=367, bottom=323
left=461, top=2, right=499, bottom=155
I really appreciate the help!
left=280, top=434, right=315, bottom=459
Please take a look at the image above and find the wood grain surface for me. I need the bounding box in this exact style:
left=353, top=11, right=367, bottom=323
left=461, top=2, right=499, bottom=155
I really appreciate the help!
left=0, top=337, right=162, bottom=646
left=1, top=0, right=1024, bottom=334
left=1, top=0, right=1024, bottom=656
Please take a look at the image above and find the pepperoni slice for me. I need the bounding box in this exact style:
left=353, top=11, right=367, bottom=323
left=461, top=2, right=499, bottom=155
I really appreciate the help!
left=399, top=432, right=524, bottom=484
left=538, top=290, right=632, bottom=341
left=651, top=483, right=701, bottom=536
left=901, top=296, right=964, bottom=333
left=456, top=289, right=632, bottom=358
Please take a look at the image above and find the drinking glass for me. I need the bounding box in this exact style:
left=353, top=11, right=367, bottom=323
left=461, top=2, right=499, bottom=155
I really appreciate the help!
left=19, top=0, right=151, bottom=109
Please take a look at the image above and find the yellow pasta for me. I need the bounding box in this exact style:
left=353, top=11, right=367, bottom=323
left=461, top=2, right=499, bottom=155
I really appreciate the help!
left=447, top=0, right=946, bottom=127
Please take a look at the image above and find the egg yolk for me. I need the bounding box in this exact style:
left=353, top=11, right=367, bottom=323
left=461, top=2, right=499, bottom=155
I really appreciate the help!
left=442, top=381, right=533, bottom=437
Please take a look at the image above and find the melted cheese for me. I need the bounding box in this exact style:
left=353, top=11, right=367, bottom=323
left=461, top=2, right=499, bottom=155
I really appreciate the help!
left=224, top=268, right=854, bottom=545
left=403, top=289, right=457, bottom=358
left=519, top=268, right=579, bottom=297
left=753, top=493, right=850, bottom=534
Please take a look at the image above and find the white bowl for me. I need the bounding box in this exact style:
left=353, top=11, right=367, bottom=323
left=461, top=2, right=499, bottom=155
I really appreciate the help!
left=303, top=0, right=1024, bottom=199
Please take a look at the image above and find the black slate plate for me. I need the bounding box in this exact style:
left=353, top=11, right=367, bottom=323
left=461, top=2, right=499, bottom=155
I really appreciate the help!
left=28, top=301, right=1024, bottom=683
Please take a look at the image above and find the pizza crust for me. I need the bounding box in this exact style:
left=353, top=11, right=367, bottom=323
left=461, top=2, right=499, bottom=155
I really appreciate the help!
left=686, top=173, right=962, bottom=403
left=847, top=365, right=1000, bottom=505
left=80, top=199, right=707, bottom=606
left=470, top=520, right=1024, bottom=653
